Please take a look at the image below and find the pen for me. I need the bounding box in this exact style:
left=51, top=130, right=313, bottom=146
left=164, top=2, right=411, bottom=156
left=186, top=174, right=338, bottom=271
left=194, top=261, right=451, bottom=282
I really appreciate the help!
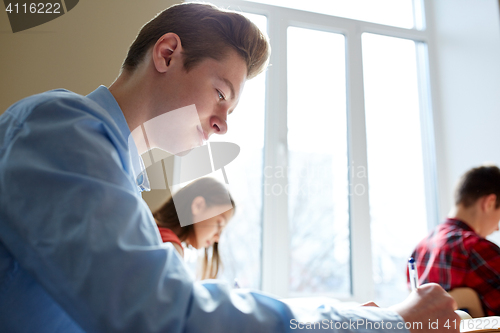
left=408, top=257, right=419, bottom=291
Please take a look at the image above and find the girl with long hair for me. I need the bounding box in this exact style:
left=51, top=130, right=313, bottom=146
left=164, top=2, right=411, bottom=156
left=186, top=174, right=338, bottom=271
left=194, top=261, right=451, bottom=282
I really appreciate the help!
left=153, top=177, right=235, bottom=280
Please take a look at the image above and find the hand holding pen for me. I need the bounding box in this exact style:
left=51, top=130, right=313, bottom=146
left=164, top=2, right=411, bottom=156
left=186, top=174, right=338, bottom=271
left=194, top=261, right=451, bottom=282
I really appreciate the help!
left=394, top=258, right=459, bottom=333
left=407, top=257, right=470, bottom=322
left=390, top=283, right=460, bottom=333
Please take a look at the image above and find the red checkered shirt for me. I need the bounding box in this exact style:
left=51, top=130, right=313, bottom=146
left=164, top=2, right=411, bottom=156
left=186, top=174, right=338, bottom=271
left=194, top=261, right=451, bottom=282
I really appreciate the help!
left=409, top=218, right=500, bottom=315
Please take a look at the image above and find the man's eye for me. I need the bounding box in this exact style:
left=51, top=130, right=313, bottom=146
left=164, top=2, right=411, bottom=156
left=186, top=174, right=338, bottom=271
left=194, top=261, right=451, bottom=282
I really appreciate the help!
left=217, top=90, right=225, bottom=101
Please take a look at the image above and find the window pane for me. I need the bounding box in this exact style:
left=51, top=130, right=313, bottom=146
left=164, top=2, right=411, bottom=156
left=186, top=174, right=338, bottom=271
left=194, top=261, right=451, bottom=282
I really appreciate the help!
left=362, top=33, right=429, bottom=306
left=210, top=13, right=267, bottom=290
left=287, top=27, right=350, bottom=296
left=245, top=0, right=417, bottom=29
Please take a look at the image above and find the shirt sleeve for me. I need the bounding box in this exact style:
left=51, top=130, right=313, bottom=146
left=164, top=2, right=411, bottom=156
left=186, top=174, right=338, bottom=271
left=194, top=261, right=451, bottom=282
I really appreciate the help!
left=0, top=97, right=410, bottom=333
left=467, top=237, right=500, bottom=315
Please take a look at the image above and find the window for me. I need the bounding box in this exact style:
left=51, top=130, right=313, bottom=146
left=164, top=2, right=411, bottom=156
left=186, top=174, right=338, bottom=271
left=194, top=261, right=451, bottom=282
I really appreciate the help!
left=242, top=0, right=420, bottom=29
left=190, top=0, right=437, bottom=305
left=362, top=33, right=432, bottom=305
left=287, top=27, right=350, bottom=297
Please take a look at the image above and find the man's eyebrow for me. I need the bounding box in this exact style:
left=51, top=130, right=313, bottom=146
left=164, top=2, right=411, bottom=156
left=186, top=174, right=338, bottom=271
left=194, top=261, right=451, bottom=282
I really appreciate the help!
left=219, top=76, right=235, bottom=101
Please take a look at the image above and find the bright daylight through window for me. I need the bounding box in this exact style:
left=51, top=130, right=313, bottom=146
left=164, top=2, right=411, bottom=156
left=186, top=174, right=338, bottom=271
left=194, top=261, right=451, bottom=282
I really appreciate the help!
left=202, top=0, right=435, bottom=306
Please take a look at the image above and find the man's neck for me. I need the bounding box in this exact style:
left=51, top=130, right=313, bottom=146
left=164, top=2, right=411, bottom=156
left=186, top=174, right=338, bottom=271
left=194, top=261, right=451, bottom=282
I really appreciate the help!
left=109, top=70, right=154, bottom=132
left=451, top=205, right=480, bottom=234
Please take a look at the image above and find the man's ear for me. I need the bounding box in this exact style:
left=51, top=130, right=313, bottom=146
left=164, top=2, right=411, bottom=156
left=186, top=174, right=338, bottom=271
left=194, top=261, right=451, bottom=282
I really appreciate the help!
left=482, top=194, right=497, bottom=212
left=152, top=32, right=183, bottom=74
left=191, top=196, right=206, bottom=216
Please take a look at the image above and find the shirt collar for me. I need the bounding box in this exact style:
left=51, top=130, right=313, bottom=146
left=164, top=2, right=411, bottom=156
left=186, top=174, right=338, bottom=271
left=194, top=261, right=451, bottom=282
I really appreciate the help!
left=87, top=85, right=130, bottom=140
left=446, top=218, right=475, bottom=233
left=87, top=86, right=150, bottom=192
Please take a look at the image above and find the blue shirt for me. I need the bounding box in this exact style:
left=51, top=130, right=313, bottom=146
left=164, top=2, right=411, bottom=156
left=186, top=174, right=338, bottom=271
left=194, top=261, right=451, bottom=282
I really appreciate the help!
left=0, top=86, right=409, bottom=332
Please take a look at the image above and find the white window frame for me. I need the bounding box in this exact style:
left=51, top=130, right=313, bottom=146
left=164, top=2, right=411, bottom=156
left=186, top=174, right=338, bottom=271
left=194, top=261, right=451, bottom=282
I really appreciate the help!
left=202, top=0, right=440, bottom=302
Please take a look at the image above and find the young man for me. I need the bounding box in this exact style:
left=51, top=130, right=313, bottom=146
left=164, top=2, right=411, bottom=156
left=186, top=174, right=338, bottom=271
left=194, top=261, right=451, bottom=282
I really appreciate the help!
left=410, top=165, right=500, bottom=315
left=0, top=3, right=459, bottom=332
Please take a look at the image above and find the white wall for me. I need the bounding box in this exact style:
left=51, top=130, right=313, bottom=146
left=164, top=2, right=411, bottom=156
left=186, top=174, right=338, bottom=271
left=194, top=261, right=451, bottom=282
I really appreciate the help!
left=430, top=0, right=500, bottom=240
left=0, top=0, right=180, bottom=113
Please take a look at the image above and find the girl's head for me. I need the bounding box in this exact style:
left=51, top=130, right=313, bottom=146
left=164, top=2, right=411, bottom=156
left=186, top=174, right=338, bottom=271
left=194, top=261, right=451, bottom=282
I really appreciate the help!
left=190, top=195, right=233, bottom=249
left=153, top=177, right=235, bottom=279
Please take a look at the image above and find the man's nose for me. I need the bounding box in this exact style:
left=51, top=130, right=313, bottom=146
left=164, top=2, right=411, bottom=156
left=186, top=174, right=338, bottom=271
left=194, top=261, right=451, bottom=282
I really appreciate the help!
left=210, top=116, right=227, bottom=135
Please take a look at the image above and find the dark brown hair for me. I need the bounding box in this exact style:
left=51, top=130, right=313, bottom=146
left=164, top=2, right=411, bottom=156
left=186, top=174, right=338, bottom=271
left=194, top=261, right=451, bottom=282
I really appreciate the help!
left=123, top=2, right=270, bottom=79
left=455, top=165, right=500, bottom=208
left=153, top=177, right=235, bottom=279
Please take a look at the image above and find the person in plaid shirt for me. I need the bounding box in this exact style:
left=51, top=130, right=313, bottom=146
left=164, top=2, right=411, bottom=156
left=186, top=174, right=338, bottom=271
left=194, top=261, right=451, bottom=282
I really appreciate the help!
left=409, top=165, right=500, bottom=316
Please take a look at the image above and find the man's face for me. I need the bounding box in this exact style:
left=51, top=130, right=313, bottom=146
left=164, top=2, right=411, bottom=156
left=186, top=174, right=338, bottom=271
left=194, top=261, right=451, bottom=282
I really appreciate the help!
left=149, top=50, right=247, bottom=153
